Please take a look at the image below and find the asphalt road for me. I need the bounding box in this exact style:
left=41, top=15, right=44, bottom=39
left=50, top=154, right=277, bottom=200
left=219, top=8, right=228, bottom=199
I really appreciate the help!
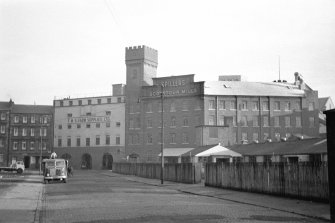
left=35, top=170, right=324, bottom=223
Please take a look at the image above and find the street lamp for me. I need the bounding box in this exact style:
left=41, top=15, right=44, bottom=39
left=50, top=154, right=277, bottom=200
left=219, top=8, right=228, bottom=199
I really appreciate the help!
left=160, top=85, right=164, bottom=184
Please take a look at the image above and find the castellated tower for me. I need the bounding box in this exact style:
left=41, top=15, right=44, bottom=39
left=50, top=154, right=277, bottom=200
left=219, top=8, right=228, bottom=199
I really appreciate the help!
left=125, top=45, right=158, bottom=158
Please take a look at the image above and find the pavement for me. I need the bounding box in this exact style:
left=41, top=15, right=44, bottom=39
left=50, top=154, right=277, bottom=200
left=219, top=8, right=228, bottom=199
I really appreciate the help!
left=104, top=171, right=331, bottom=222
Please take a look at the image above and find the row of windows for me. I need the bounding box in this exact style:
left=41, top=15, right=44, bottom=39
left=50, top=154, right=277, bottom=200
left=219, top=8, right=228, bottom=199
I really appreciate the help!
left=66, top=111, right=111, bottom=117
left=130, top=117, right=195, bottom=129
left=208, top=100, right=305, bottom=111
left=59, top=97, right=123, bottom=107
left=57, top=135, right=121, bottom=147
left=0, top=113, right=49, bottom=124
left=0, top=126, right=47, bottom=136
left=11, top=141, right=47, bottom=151
left=208, top=116, right=315, bottom=128
left=128, top=132, right=190, bottom=145
left=241, top=132, right=295, bottom=143
left=143, top=100, right=202, bottom=113
left=58, top=122, right=121, bottom=130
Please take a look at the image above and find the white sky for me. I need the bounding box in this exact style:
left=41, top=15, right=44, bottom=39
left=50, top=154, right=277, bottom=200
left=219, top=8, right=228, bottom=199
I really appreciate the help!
left=1, top=0, right=334, bottom=105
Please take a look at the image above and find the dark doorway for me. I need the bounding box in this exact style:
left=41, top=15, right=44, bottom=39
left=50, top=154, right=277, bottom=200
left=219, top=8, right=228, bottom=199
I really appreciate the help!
left=102, top=153, right=113, bottom=170
left=23, top=156, right=30, bottom=168
left=81, top=153, right=92, bottom=169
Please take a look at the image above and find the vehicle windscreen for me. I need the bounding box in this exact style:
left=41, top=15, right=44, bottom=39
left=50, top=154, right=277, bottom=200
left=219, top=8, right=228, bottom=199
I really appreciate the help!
left=45, top=161, right=55, bottom=167
left=56, top=160, right=65, bottom=167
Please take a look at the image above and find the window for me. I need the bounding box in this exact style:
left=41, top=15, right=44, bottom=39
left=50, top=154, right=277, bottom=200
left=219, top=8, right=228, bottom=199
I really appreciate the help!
left=183, top=118, right=188, bottom=127
left=79, top=100, right=82, bottom=105
left=158, top=102, right=164, bottom=112
left=241, top=116, right=248, bottom=127
left=116, top=122, right=121, bottom=127
left=219, top=100, right=225, bottom=110
left=182, top=133, right=189, bottom=144
left=274, top=116, right=280, bottom=127
left=252, top=116, right=259, bottom=127
left=253, top=133, right=259, bottom=142
left=76, top=137, right=80, bottom=147
left=252, top=101, right=259, bottom=111
left=77, top=124, right=81, bottom=129
left=0, top=125, right=5, bottom=134
left=284, top=102, right=291, bottom=111
left=86, top=112, right=91, bottom=116
left=209, top=100, right=215, bottom=110
left=274, top=101, right=280, bottom=111
left=58, top=125, right=62, bottom=130
left=242, top=132, right=248, bottom=141
left=69, top=101, right=73, bottom=106
left=263, top=133, right=269, bottom=141
left=96, top=136, right=100, bottom=145
left=40, top=116, right=43, bottom=124
left=208, top=115, right=215, bottom=125
left=219, top=115, right=225, bottom=126
left=0, top=113, right=6, bottom=120
left=230, top=101, right=237, bottom=110
left=30, top=142, right=35, bottom=150
left=240, top=101, right=248, bottom=110
left=86, top=138, right=90, bottom=146
left=146, top=103, right=153, bottom=113
left=106, top=111, right=111, bottom=116
left=67, top=124, right=71, bottom=129
left=116, top=135, right=120, bottom=145
left=67, top=113, right=72, bottom=118
left=86, top=124, right=91, bottom=128
left=294, top=101, right=301, bottom=110
left=194, top=100, right=201, bottom=110
left=170, top=133, right=176, bottom=144
left=22, top=128, right=27, bottom=136
left=296, top=116, right=302, bottom=127
left=129, top=119, right=134, bottom=129
left=13, top=142, right=18, bottom=150
left=170, top=116, right=176, bottom=127
left=0, top=154, right=3, bottom=162
left=0, top=139, right=4, bottom=147
left=170, top=101, right=176, bottom=112
left=147, top=134, right=153, bottom=144
left=308, top=102, right=315, bottom=111
left=117, top=97, right=122, bottom=103
left=30, top=128, right=34, bottom=136
left=88, top=100, right=91, bottom=105
left=60, top=101, right=64, bottom=107
left=263, top=116, right=269, bottom=127
left=67, top=137, right=71, bottom=147
left=182, top=101, right=189, bottom=111
left=147, top=119, right=152, bottom=128
left=96, top=123, right=100, bottom=128
left=14, top=116, right=19, bottom=123
left=22, top=141, right=26, bottom=150
left=262, top=101, right=269, bottom=111
left=31, top=116, right=35, bottom=123
left=58, top=137, right=62, bottom=147
left=275, top=133, right=280, bottom=141
left=106, top=135, right=110, bottom=145
left=309, top=117, right=315, bottom=127
left=97, top=99, right=101, bottom=104
left=106, top=122, right=111, bottom=128
left=285, top=116, right=291, bottom=127
left=14, top=127, right=18, bottom=136
left=23, top=116, right=27, bottom=123
left=42, top=142, right=46, bottom=150
left=107, top=98, right=111, bottom=104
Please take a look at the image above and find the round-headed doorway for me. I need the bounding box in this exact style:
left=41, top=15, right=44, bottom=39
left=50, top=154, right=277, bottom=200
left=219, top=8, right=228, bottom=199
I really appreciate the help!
left=81, top=153, right=92, bottom=169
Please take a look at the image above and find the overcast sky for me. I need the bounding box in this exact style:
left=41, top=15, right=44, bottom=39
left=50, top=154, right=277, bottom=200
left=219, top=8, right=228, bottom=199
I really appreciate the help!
left=1, top=0, right=334, bottom=105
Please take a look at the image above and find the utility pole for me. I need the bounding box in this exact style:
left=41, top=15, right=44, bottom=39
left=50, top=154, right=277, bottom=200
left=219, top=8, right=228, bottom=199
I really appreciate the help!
left=39, top=127, right=42, bottom=175
left=6, top=111, right=11, bottom=167
left=160, top=85, right=164, bottom=184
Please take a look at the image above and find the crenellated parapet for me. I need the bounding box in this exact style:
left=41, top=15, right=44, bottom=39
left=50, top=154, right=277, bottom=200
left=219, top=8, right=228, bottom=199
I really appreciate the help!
left=125, top=45, right=158, bottom=66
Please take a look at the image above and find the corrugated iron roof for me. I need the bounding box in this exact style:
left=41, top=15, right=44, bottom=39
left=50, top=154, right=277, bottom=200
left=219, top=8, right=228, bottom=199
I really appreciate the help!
left=158, top=148, right=195, bottom=157
left=204, top=81, right=305, bottom=97
left=228, top=138, right=327, bottom=156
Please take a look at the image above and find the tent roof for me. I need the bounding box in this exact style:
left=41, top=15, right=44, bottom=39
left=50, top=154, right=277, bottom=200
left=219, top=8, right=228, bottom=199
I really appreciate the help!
left=195, top=144, right=241, bottom=157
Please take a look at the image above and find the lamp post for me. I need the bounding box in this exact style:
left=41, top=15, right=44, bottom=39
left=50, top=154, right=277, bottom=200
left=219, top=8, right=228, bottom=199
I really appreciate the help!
left=160, top=85, right=164, bottom=184
left=39, top=128, right=43, bottom=175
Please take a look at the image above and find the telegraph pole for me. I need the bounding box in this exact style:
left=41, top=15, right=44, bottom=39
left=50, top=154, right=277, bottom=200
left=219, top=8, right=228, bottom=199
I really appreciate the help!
left=160, top=85, right=164, bottom=184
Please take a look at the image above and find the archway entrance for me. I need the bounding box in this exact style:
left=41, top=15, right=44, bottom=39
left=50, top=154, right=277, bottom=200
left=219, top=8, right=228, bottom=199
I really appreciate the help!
left=23, top=156, right=30, bottom=168
left=102, top=153, right=113, bottom=170
left=81, top=153, right=92, bottom=169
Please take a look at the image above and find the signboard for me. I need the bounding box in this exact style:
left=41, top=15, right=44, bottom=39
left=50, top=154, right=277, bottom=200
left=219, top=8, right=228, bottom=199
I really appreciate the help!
left=68, top=116, right=111, bottom=124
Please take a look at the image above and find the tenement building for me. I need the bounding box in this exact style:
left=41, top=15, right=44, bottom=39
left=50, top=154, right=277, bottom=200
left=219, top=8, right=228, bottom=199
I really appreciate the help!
left=125, top=45, right=319, bottom=162
left=0, top=100, right=53, bottom=168
left=53, top=84, right=125, bottom=170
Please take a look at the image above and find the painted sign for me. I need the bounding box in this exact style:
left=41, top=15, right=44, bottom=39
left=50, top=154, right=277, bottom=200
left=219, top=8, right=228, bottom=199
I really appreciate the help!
left=68, top=116, right=111, bottom=124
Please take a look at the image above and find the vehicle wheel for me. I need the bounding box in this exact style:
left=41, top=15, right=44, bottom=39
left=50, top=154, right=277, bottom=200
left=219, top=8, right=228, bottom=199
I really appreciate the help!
left=17, top=168, right=23, bottom=174
left=63, top=179, right=67, bottom=183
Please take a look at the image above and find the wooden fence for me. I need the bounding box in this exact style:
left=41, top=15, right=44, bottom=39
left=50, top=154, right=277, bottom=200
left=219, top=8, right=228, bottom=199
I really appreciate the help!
left=113, top=162, right=202, bottom=184
left=205, top=162, right=329, bottom=201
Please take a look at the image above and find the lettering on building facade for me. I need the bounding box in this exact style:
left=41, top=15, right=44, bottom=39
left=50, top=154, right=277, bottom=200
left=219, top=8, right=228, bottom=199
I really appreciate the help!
left=68, top=116, right=111, bottom=123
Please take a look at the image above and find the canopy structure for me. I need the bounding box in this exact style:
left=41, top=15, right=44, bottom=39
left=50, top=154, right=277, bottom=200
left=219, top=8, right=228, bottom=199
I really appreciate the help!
left=195, top=144, right=242, bottom=157
left=158, top=148, right=194, bottom=157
